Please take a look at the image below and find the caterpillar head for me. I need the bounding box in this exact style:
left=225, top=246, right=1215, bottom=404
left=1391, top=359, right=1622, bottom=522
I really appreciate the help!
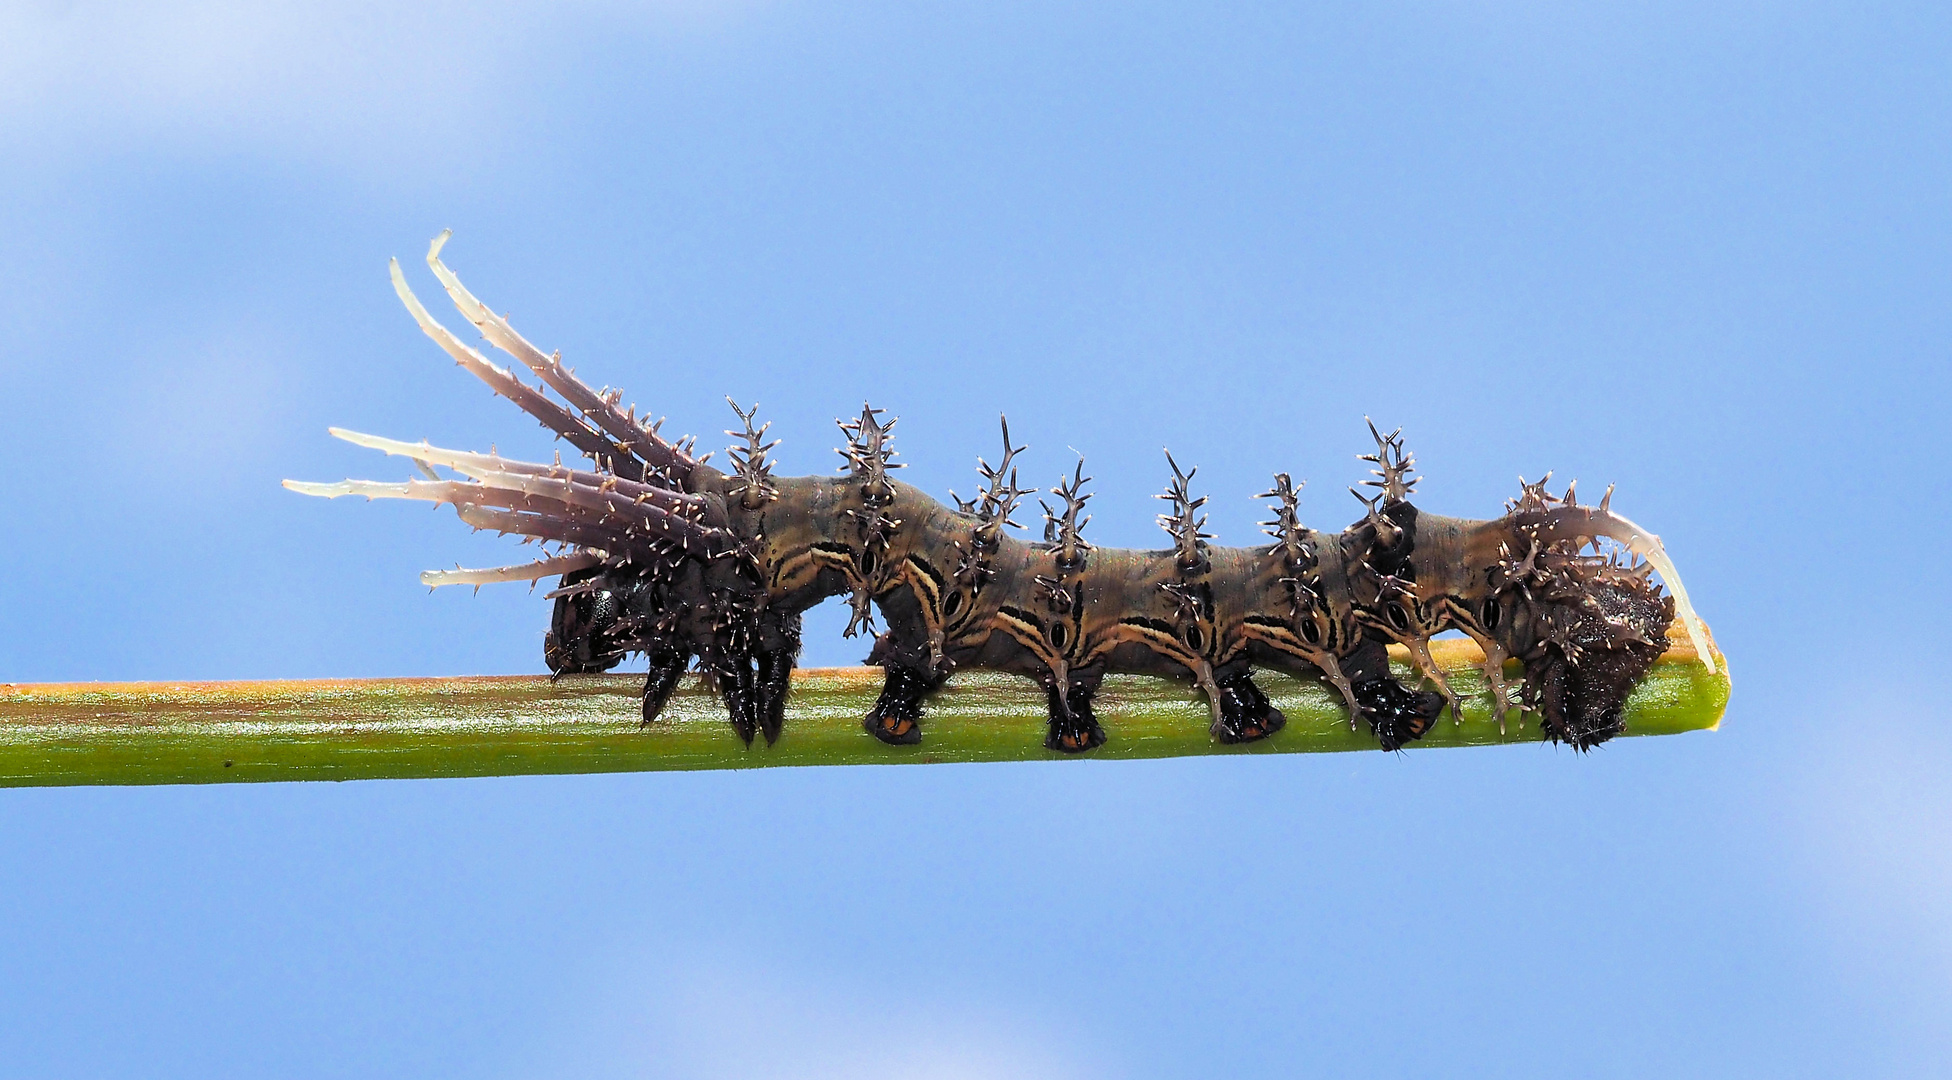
left=1449, top=481, right=1702, bottom=749
left=1474, top=525, right=1673, bottom=748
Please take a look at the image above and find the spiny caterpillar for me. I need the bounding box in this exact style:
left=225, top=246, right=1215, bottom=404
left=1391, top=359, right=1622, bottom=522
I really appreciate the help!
left=288, top=233, right=1715, bottom=754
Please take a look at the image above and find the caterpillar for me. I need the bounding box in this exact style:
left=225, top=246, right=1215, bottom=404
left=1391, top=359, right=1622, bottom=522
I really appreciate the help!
left=287, top=233, right=1714, bottom=753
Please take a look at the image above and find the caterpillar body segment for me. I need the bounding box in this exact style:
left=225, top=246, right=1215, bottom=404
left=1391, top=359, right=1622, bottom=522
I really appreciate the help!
left=859, top=473, right=1446, bottom=753
left=288, top=236, right=1701, bottom=754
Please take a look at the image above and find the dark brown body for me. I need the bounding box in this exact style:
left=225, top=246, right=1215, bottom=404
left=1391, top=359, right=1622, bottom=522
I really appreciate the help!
left=294, top=237, right=1706, bottom=755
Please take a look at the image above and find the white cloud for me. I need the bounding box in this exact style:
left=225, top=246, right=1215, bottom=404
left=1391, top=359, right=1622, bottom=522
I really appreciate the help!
left=551, top=953, right=1100, bottom=1080
left=0, top=1, right=761, bottom=168
left=1788, top=691, right=1952, bottom=1009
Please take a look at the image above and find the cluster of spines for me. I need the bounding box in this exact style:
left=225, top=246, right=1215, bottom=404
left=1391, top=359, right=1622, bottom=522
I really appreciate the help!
left=1258, top=473, right=1323, bottom=628
left=410, top=231, right=707, bottom=490
left=287, top=234, right=740, bottom=590
left=1349, top=422, right=1424, bottom=602
left=1156, top=452, right=1211, bottom=570
left=837, top=404, right=902, bottom=499
left=1040, top=459, right=1093, bottom=570
left=949, top=418, right=1028, bottom=587
left=1151, top=453, right=1226, bottom=729
left=1358, top=419, right=1417, bottom=502
left=1258, top=473, right=1311, bottom=569
left=1349, top=419, right=1415, bottom=543
left=724, top=399, right=780, bottom=510
left=837, top=404, right=905, bottom=636
left=289, top=430, right=728, bottom=570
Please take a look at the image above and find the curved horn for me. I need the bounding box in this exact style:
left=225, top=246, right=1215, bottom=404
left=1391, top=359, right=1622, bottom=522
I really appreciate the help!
left=1532, top=505, right=1715, bottom=674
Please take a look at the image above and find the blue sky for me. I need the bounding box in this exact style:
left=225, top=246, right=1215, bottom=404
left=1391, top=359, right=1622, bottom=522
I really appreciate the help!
left=2, top=2, right=1949, bottom=1076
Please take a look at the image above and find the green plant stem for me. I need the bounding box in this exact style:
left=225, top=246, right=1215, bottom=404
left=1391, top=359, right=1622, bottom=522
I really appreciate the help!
left=0, top=638, right=1728, bottom=788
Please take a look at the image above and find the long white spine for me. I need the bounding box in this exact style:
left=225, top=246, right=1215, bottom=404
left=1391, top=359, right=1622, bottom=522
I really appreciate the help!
left=420, top=551, right=607, bottom=589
